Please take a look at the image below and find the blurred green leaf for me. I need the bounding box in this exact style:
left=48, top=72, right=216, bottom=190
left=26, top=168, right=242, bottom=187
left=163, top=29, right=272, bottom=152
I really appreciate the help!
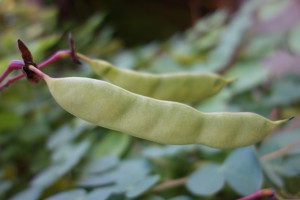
left=289, top=23, right=300, bottom=54
left=126, top=175, right=160, bottom=198
left=143, top=146, right=165, bottom=158
left=90, top=131, right=131, bottom=158
left=0, top=112, right=23, bottom=132
left=45, top=189, right=86, bottom=200
left=47, top=125, right=75, bottom=150
left=9, top=187, right=42, bottom=200
left=0, top=180, right=12, bottom=195
left=143, top=145, right=209, bottom=158
left=86, top=186, right=117, bottom=200
left=106, top=193, right=127, bottom=200
left=259, top=128, right=300, bottom=156
left=196, top=89, right=232, bottom=112
left=169, top=36, right=195, bottom=65
left=258, top=0, right=290, bottom=21
left=83, top=155, right=119, bottom=174
left=208, top=0, right=258, bottom=71
left=78, top=159, right=151, bottom=190
left=266, top=75, right=300, bottom=106
left=112, top=50, right=137, bottom=70
left=31, top=140, right=90, bottom=188
left=245, top=34, right=284, bottom=58
left=148, top=54, right=184, bottom=73
left=259, top=128, right=300, bottom=187
left=278, top=155, right=300, bottom=177
left=261, top=161, right=284, bottom=187
left=75, top=13, right=106, bottom=48
left=30, top=34, right=60, bottom=60
left=193, top=10, right=227, bottom=33
left=170, top=196, right=192, bottom=200
left=114, top=159, right=151, bottom=192
left=186, top=163, right=224, bottom=196
left=47, top=119, right=93, bottom=150
left=77, top=172, right=116, bottom=187
left=223, top=147, right=263, bottom=195
left=192, top=28, right=223, bottom=52
left=226, top=62, right=268, bottom=94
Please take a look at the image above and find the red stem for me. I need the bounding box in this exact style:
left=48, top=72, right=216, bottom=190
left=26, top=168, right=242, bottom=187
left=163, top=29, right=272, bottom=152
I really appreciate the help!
left=238, top=188, right=275, bottom=200
left=38, top=50, right=71, bottom=69
left=0, top=50, right=71, bottom=90
left=28, top=65, right=47, bottom=79
left=0, top=60, right=24, bottom=83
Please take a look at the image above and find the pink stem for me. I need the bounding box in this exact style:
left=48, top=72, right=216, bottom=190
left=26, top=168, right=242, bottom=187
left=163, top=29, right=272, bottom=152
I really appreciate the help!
left=0, top=50, right=72, bottom=90
left=28, top=65, right=47, bottom=79
left=238, top=188, right=275, bottom=200
left=0, top=60, right=24, bottom=83
left=0, top=74, right=24, bottom=90
left=38, top=50, right=71, bottom=69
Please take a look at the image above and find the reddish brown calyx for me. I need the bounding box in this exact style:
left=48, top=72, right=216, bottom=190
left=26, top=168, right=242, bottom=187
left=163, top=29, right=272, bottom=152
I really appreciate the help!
left=22, top=63, right=40, bottom=83
left=69, top=33, right=81, bottom=65
left=17, top=39, right=41, bottom=83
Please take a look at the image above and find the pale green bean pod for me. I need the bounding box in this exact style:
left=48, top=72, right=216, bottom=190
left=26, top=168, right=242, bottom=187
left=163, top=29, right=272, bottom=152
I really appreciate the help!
left=30, top=66, right=289, bottom=149
left=77, top=53, right=233, bottom=103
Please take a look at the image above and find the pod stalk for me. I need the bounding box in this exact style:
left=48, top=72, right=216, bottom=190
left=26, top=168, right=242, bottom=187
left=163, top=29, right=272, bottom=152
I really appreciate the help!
left=28, top=65, right=49, bottom=80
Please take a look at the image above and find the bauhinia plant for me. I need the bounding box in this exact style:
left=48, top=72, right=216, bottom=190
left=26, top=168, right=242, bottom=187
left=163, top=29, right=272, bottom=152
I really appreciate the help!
left=0, top=34, right=295, bottom=200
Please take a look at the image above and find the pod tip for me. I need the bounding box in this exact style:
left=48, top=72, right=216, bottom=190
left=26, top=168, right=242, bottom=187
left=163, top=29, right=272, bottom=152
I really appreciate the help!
left=273, top=117, right=295, bottom=125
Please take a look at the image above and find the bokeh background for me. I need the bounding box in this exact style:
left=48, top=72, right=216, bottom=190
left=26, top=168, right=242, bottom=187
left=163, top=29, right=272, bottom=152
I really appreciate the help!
left=0, top=0, right=300, bottom=199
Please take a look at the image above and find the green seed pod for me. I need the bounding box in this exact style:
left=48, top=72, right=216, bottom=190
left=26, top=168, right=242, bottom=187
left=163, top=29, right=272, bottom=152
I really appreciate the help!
left=77, top=54, right=233, bottom=103
left=33, top=66, right=288, bottom=149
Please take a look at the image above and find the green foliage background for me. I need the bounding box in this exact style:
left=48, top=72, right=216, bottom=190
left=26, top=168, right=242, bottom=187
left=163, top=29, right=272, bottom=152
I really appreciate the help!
left=0, top=0, right=300, bottom=199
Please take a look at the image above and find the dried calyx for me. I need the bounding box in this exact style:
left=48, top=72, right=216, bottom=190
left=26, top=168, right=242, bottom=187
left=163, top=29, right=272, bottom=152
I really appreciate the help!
left=17, top=39, right=41, bottom=83
left=69, top=33, right=81, bottom=65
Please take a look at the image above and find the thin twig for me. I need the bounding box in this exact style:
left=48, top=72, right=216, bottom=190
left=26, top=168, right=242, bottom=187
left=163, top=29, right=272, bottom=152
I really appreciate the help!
left=237, top=188, right=275, bottom=200
left=261, top=141, right=300, bottom=161
left=150, top=177, right=188, bottom=193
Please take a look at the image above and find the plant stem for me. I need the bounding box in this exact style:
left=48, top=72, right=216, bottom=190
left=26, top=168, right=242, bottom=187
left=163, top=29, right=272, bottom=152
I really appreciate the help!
left=237, top=188, right=275, bottom=200
left=260, top=141, right=300, bottom=161
left=150, top=177, right=188, bottom=193
left=38, top=50, right=71, bottom=69
left=76, top=53, right=93, bottom=63
left=28, top=65, right=48, bottom=79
